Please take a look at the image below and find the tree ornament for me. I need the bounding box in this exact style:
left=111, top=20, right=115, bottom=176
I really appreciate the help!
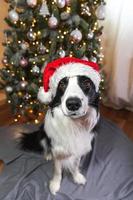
left=20, top=41, right=29, bottom=50
left=27, top=29, right=36, bottom=41
left=56, top=0, right=66, bottom=8
left=88, top=31, right=94, bottom=39
left=20, top=81, right=28, bottom=89
left=32, top=65, right=40, bottom=74
left=2, top=57, right=8, bottom=65
left=39, top=0, right=50, bottom=17
left=8, top=10, right=19, bottom=23
left=38, top=43, right=46, bottom=54
left=91, top=57, right=97, bottom=63
left=70, top=28, right=82, bottom=43
left=81, top=3, right=90, bottom=16
left=26, top=0, right=37, bottom=8
left=48, top=15, right=58, bottom=29
left=96, top=3, right=106, bottom=20
left=20, top=58, right=28, bottom=67
left=24, top=93, right=31, bottom=100
left=60, top=11, right=70, bottom=20
left=58, top=49, right=66, bottom=58
left=65, top=0, right=71, bottom=6
left=5, top=86, right=13, bottom=93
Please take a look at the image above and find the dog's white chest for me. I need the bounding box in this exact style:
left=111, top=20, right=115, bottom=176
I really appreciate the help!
left=44, top=108, right=94, bottom=157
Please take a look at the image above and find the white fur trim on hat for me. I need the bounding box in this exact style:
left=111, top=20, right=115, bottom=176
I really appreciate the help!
left=49, top=63, right=101, bottom=97
left=37, top=87, right=52, bottom=105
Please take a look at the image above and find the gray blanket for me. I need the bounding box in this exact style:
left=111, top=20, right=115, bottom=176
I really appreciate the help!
left=0, top=117, right=133, bottom=200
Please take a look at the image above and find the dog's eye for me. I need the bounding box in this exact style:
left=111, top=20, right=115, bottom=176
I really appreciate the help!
left=82, top=79, right=91, bottom=88
left=58, top=82, right=66, bottom=90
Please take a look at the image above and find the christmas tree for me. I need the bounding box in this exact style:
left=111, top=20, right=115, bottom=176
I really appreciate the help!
left=0, top=0, right=105, bottom=123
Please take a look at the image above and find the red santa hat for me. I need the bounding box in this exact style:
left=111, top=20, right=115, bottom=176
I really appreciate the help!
left=38, top=57, right=101, bottom=104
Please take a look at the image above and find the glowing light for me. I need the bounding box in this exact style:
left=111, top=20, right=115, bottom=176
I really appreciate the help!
left=14, top=118, right=18, bottom=122
left=35, top=119, right=39, bottom=124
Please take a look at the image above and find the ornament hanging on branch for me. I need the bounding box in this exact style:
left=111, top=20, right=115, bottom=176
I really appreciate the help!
left=81, top=3, right=91, bottom=16
left=37, top=43, right=46, bottom=54
left=56, top=0, right=66, bottom=8
left=5, top=86, right=13, bottom=93
left=39, top=0, right=50, bottom=17
left=27, top=29, right=36, bottom=41
left=70, top=28, right=82, bottom=44
left=8, top=9, right=19, bottom=23
left=26, top=0, right=37, bottom=8
left=58, top=48, right=66, bottom=58
left=20, top=41, right=29, bottom=50
left=87, top=31, right=94, bottom=39
left=20, top=57, right=28, bottom=67
left=2, top=57, right=8, bottom=66
left=65, top=0, right=71, bottom=6
left=96, top=2, right=106, bottom=20
left=32, top=65, right=40, bottom=75
left=48, top=14, right=58, bottom=29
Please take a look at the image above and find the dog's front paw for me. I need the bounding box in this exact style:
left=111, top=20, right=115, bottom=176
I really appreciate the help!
left=73, top=172, right=86, bottom=185
left=49, top=179, right=61, bottom=195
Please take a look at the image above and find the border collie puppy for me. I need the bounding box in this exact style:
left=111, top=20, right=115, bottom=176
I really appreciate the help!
left=20, top=57, right=101, bottom=195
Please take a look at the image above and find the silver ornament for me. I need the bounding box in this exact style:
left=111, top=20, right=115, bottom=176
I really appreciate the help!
left=48, top=15, right=58, bottom=29
left=91, top=57, right=97, bottom=63
left=39, top=1, right=50, bottom=17
left=27, top=29, right=36, bottom=41
left=38, top=43, right=46, bottom=54
left=56, top=0, right=66, bottom=8
left=20, top=41, right=29, bottom=50
left=5, top=86, right=13, bottom=93
left=60, top=11, right=70, bottom=20
left=70, top=28, right=82, bottom=43
left=8, top=10, right=19, bottom=22
left=88, top=32, right=94, bottom=39
left=58, top=49, right=66, bottom=58
left=20, top=81, right=28, bottom=89
left=27, top=0, right=37, bottom=8
left=96, top=3, right=106, bottom=20
left=32, top=65, right=40, bottom=74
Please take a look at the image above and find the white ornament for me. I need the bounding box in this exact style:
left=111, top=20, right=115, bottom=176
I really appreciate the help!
left=58, top=49, right=66, bottom=58
left=5, top=86, right=13, bottom=93
left=56, top=0, right=66, bottom=8
left=48, top=15, right=58, bottom=29
left=88, top=32, right=94, bottom=39
left=27, top=0, right=37, bottom=8
left=91, top=57, right=97, bottom=63
left=70, top=28, right=82, bottom=43
left=96, top=3, right=106, bottom=20
left=8, top=10, right=19, bottom=22
left=39, top=1, right=50, bottom=17
left=32, top=65, right=40, bottom=74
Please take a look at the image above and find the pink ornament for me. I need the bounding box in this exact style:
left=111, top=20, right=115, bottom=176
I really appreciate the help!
left=20, top=58, right=28, bottom=67
left=48, top=15, right=58, bottom=29
left=65, top=0, right=71, bottom=6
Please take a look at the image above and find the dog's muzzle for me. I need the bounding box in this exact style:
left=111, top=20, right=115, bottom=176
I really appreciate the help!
left=66, top=97, right=82, bottom=112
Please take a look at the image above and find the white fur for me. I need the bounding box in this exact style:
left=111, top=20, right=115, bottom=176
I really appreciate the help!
left=41, top=76, right=99, bottom=195
left=61, top=77, right=89, bottom=118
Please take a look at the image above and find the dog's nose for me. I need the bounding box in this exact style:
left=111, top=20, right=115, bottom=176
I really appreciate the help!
left=66, top=97, right=81, bottom=111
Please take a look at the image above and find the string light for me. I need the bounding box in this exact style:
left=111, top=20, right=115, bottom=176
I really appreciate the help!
left=14, top=118, right=18, bottom=122
left=35, top=119, right=39, bottom=124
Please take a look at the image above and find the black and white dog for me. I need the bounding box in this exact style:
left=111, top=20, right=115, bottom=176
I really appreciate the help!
left=20, top=58, right=100, bottom=195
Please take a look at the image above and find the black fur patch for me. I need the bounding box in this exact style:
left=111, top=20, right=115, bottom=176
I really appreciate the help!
left=20, top=124, right=51, bottom=154
left=49, top=77, right=69, bottom=109
left=78, top=76, right=99, bottom=111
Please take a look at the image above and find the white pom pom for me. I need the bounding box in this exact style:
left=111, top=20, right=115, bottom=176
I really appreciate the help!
left=37, top=87, right=52, bottom=104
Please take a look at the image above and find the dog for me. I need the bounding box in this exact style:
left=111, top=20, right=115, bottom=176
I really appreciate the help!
left=20, top=74, right=100, bottom=195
